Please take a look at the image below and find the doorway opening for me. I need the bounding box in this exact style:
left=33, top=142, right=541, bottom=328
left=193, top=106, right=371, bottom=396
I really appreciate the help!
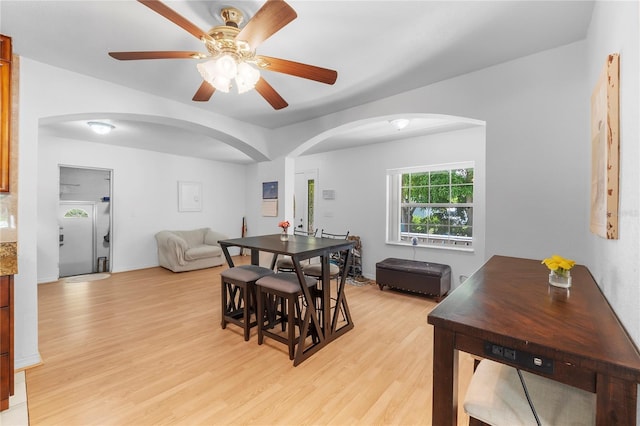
left=294, top=170, right=317, bottom=233
left=58, top=166, right=112, bottom=278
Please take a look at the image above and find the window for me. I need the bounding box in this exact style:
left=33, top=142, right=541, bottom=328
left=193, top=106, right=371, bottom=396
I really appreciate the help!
left=63, top=208, right=89, bottom=218
left=387, top=162, right=474, bottom=249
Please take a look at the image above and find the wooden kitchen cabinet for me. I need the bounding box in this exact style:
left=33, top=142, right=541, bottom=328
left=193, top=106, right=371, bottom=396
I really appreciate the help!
left=0, top=275, right=13, bottom=411
left=0, top=34, right=12, bottom=193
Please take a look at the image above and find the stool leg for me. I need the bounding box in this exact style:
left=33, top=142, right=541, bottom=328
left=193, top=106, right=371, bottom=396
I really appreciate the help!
left=257, top=286, right=264, bottom=345
left=242, top=284, right=250, bottom=341
left=281, top=296, right=287, bottom=332
left=287, top=295, right=296, bottom=360
left=221, top=280, right=227, bottom=329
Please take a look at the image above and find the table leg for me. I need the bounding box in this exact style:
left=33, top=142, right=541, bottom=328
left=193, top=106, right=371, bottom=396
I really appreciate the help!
left=269, top=253, right=278, bottom=270
left=596, top=373, right=637, bottom=425
left=292, top=256, right=326, bottom=366
left=321, top=254, right=331, bottom=333
left=432, top=327, right=458, bottom=426
left=250, top=248, right=260, bottom=266
left=220, top=244, right=234, bottom=267
left=331, top=249, right=354, bottom=335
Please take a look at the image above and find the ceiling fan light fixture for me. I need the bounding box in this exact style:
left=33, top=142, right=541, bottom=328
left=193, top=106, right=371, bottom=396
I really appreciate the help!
left=198, top=55, right=260, bottom=94
left=211, top=75, right=232, bottom=93
left=197, top=60, right=217, bottom=82
left=390, top=118, right=410, bottom=130
left=236, top=62, right=260, bottom=94
left=197, top=58, right=232, bottom=92
left=216, top=54, right=238, bottom=79
left=109, top=0, right=337, bottom=109
left=87, top=121, right=115, bottom=135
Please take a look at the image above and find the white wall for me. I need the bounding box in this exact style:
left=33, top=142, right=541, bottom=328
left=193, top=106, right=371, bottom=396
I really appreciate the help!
left=268, top=40, right=590, bottom=267
left=586, top=0, right=639, bottom=340
left=294, top=126, right=486, bottom=287
left=585, top=1, right=640, bottom=419
left=244, top=157, right=297, bottom=267
left=38, top=136, right=246, bottom=282
left=244, top=157, right=294, bottom=237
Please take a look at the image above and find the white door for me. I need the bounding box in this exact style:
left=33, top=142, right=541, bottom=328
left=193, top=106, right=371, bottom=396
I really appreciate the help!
left=294, top=170, right=317, bottom=233
left=59, top=202, right=96, bottom=277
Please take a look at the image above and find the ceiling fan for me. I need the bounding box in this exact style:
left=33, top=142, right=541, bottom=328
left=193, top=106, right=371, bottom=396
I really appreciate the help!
left=108, top=0, right=338, bottom=110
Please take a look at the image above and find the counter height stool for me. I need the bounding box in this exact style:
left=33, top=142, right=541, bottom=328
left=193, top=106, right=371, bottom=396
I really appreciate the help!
left=302, top=230, right=349, bottom=322
left=220, top=265, right=274, bottom=341
left=464, top=359, right=595, bottom=426
left=275, top=228, right=318, bottom=272
left=255, top=273, right=318, bottom=360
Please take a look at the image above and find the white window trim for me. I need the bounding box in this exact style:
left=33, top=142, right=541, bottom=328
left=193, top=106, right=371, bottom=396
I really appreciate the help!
left=386, top=161, right=475, bottom=252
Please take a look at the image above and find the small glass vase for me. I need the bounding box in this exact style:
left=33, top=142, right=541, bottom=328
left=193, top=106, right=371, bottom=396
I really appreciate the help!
left=280, top=229, right=289, bottom=241
left=549, top=270, right=571, bottom=288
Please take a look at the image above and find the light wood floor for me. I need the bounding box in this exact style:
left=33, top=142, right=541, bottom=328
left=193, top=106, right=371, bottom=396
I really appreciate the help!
left=26, top=256, right=475, bottom=425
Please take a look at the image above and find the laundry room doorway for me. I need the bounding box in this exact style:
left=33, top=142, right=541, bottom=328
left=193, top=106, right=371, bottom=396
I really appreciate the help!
left=58, top=166, right=112, bottom=278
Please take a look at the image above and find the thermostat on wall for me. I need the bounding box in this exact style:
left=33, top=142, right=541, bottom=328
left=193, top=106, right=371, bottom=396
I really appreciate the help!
left=322, top=190, right=335, bottom=200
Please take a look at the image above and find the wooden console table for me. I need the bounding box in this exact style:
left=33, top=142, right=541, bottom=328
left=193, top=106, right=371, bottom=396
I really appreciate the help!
left=428, top=255, right=640, bottom=425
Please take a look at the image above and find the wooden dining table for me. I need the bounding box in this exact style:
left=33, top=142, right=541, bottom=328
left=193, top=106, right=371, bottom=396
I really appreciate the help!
left=218, top=233, right=355, bottom=365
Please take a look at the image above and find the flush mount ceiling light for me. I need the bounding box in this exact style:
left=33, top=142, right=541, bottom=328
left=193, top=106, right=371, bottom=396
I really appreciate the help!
left=108, top=0, right=338, bottom=110
left=390, top=119, right=410, bottom=131
left=87, top=121, right=115, bottom=135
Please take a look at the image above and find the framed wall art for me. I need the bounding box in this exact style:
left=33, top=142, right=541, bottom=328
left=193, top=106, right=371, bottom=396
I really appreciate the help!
left=178, top=181, right=202, bottom=212
left=590, top=53, right=619, bottom=239
left=261, top=181, right=278, bottom=216
left=262, top=181, right=278, bottom=199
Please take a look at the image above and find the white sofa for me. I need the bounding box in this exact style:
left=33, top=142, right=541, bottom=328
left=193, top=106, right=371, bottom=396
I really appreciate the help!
left=155, top=228, right=228, bottom=272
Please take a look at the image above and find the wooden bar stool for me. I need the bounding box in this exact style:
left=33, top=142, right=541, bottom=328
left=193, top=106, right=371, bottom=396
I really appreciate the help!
left=255, top=273, right=317, bottom=360
left=302, top=230, right=349, bottom=322
left=275, top=228, right=317, bottom=272
left=464, top=359, right=595, bottom=426
left=220, top=265, right=274, bottom=341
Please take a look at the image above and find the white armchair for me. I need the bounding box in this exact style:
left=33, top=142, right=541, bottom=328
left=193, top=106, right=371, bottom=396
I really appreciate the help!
left=155, top=228, right=228, bottom=272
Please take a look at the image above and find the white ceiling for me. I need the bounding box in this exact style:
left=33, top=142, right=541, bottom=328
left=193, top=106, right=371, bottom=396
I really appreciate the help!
left=1, top=0, right=594, bottom=162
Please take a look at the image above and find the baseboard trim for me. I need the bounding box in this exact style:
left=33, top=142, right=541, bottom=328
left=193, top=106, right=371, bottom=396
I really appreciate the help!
left=14, top=353, right=42, bottom=371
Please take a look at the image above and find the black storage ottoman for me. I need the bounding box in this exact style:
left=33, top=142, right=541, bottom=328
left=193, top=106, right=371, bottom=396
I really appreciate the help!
left=376, top=258, right=451, bottom=302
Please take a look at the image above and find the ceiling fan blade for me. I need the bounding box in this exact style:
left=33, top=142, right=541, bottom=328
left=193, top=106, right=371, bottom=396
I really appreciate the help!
left=255, top=77, right=288, bottom=110
left=257, top=55, right=337, bottom=85
left=192, top=81, right=216, bottom=102
left=138, top=0, right=209, bottom=40
left=109, top=51, right=205, bottom=60
left=236, top=0, right=297, bottom=49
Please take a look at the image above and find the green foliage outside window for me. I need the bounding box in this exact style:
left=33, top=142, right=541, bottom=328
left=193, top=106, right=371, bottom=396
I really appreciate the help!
left=400, top=168, right=474, bottom=244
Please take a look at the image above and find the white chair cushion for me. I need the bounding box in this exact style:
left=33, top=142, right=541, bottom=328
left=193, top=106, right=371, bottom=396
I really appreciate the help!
left=463, top=359, right=595, bottom=426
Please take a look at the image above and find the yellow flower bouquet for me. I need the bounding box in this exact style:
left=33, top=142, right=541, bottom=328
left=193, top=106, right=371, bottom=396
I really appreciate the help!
left=542, top=254, right=575, bottom=288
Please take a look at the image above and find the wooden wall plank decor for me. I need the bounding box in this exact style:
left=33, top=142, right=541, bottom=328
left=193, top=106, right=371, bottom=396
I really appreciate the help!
left=590, top=53, right=620, bottom=239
